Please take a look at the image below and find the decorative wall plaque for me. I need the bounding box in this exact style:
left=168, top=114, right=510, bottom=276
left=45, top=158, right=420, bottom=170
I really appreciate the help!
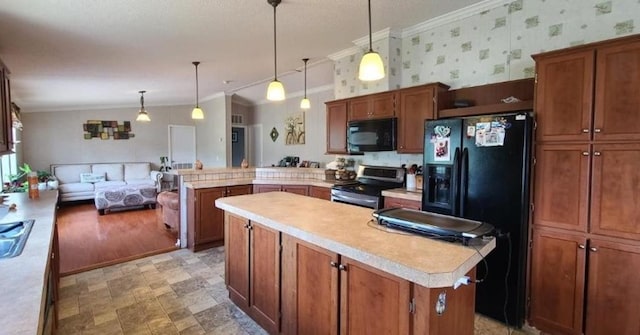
left=83, top=120, right=134, bottom=140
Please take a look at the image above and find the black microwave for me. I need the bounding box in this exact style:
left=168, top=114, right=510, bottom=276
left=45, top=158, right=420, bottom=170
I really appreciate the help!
left=347, top=118, right=397, bottom=154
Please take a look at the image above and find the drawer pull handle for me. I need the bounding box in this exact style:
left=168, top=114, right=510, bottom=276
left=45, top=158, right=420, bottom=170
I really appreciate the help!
left=593, top=152, right=601, bottom=156
left=578, top=244, right=585, bottom=249
left=330, top=261, right=338, bottom=268
left=590, top=247, right=598, bottom=252
left=594, top=128, right=601, bottom=133
left=582, top=152, right=590, bottom=156
left=582, top=129, right=589, bottom=133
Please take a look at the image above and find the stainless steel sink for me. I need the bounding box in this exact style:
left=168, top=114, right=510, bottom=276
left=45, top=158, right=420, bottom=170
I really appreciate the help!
left=0, top=220, right=34, bottom=259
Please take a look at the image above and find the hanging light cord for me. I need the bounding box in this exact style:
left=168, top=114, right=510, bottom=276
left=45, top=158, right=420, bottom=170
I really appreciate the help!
left=303, top=58, right=308, bottom=98
left=193, top=62, right=200, bottom=108
left=140, top=91, right=145, bottom=109
left=367, top=0, right=374, bottom=53
left=272, top=2, right=278, bottom=80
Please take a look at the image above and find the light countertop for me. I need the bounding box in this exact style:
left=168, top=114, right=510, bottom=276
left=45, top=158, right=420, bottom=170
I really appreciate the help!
left=185, top=178, right=334, bottom=190
left=382, top=188, right=422, bottom=201
left=0, top=191, right=58, bottom=335
left=216, top=192, right=494, bottom=288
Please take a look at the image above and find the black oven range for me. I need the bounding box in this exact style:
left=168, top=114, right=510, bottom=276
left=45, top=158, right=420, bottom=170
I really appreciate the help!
left=330, top=165, right=405, bottom=209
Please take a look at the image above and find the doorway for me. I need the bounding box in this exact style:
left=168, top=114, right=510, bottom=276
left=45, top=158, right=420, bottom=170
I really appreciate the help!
left=232, top=126, right=247, bottom=167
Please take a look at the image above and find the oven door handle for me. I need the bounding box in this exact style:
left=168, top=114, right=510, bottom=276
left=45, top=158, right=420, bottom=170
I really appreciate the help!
left=332, top=193, right=378, bottom=205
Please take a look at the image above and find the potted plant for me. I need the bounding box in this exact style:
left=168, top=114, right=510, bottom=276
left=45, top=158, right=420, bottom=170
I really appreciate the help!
left=2, top=163, right=31, bottom=193
left=37, top=170, right=54, bottom=190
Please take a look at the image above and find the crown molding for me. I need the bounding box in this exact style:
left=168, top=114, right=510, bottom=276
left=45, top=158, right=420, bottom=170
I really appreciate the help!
left=402, top=0, right=508, bottom=37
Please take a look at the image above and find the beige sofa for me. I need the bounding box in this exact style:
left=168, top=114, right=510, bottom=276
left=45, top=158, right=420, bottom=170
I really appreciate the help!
left=51, top=162, right=162, bottom=202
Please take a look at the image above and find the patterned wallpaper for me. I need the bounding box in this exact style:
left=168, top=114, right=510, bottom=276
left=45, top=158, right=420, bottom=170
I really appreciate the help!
left=332, top=0, right=638, bottom=167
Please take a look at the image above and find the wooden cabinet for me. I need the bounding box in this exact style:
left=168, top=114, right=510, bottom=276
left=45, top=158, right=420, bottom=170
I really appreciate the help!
left=225, top=214, right=280, bottom=335
left=325, top=100, right=348, bottom=154
left=281, top=234, right=475, bottom=335
left=309, top=185, right=331, bottom=201
left=187, top=185, right=251, bottom=251
left=0, top=60, right=13, bottom=154
left=383, top=196, right=421, bottom=210
left=530, top=35, right=640, bottom=335
left=253, top=184, right=309, bottom=196
left=348, top=91, right=396, bottom=121
left=530, top=228, right=640, bottom=335
left=397, top=84, right=448, bottom=153
left=534, top=37, right=640, bottom=142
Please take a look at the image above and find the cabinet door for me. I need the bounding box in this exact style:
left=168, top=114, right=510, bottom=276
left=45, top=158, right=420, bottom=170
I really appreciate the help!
left=529, top=228, right=586, bottom=335
left=253, top=184, right=281, bottom=193
left=590, top=143, right=640, bottom=240
left=326, top=100, right=348, bottom=154
left=534, top=50, right=594, bottom=142
left=227, top=184, right=252, bottom=196
left=0, top=67, right=10, bottom=153
left=370, top=92, right=396, bottom=119
left=340, top=256, right=410, bottom=335
left=585, top=238, right=640, bottom=335
left=383, top=196, right=421, bottom=210
left=249, top=222, right=281, bottom=335
left=195, top=188, right=226, bottom=246
left=594, top=40, right=640, bottom=141
left=282, top=185, right=308, bottom=196
left=348, top=96, right=371, bottom=120
left=532, top=144, right=590, bottom=232
left=397, top=85, right=435, bottom=153
left=225, top=213, right=250, bottom=309
left=309, top=186, right=331, bottom=201
left=281, top=235, right=339, bottom=335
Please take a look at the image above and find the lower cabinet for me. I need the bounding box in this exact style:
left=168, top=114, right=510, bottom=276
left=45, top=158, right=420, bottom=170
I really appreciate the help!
left=309, top=185, right=331, bottom=201
left=384, top=196, right=421, bottom=210
left=280, top=234, right=475, bottom=335
left=187, top=185, right=251, bottom=251
left=253, top=184, right=309, bottom=196
left=529, top=227, right=640, bottom=335
left=225, top=214, right=280, bottom=335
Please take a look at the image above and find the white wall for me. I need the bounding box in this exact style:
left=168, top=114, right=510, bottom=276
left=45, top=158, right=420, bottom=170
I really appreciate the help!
left=194, top=94, right=229, bottom=168
left=249, top=87, right=335, bottom=167
left=21, top=104, right=194, bottom=172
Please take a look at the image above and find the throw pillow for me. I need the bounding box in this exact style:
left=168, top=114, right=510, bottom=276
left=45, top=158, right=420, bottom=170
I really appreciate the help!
left=80, top=173, right=106, bottom=183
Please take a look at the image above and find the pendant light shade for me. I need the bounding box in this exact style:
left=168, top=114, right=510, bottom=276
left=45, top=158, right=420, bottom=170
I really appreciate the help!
left=266, top=0, right=285, bottom=101
left=358, top=0, right=385, bottom=81
left=191, top=61, right=204, bottom=120
left=136, top=90, right=151, bottom=122
left=300, top=58, right=310, bottom=110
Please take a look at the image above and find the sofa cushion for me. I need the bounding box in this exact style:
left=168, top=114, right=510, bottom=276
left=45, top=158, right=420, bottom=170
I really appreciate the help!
left=58, top=182, right=94, bottom=194
left=80, top=173, right=106, bottom=183
left=92, top=164, right=124, bottom=181
left=53, top=165, right=91, bottom=184
left=124, top=163, right=151, bottom=181
left=94, top=180, right=127, bottom=191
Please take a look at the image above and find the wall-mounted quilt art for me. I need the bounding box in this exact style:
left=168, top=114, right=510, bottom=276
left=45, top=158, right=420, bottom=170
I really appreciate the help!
left=83, top=120, right=135, bottom=140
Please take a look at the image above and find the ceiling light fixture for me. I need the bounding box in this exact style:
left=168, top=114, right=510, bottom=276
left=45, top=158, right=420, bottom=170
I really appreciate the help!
left=136, top=90, right=151, bottom=122
left=191, top=61, right=204, bottom=120
left=358, top=0, right=385, bottom=81
left=300, top=58, right=310, bottom=110
left=266, top=0, right=285, bottom=101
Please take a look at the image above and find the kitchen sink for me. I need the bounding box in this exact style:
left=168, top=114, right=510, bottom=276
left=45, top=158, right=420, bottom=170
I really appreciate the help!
left=0, top=220, right=34, bottom=259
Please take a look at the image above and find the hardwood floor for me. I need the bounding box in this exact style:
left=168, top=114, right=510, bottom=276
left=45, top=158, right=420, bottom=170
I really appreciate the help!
left=57, top=202, right=178, bottom=276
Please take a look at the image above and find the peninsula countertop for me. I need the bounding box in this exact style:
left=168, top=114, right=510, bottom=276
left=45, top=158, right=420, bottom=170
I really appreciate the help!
left=216, top=192, right=494, bottom=288
left=0, top=191, right=58, bottom=335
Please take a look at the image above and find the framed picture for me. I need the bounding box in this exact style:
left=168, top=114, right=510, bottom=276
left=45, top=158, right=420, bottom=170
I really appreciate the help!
left=232, top=131, right=238, bottom=143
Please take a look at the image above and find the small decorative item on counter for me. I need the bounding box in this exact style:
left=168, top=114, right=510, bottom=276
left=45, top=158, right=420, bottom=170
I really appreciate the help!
left=241, top=158, right=249, bottom=168
left=415, top=175, right=423, bottom=190
left=27, top=172, right=39, bottom=199
left=195, top=160, right=203, bottom=170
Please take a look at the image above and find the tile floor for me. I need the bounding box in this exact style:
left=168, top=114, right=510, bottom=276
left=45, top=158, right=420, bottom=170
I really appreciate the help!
left=57, top=247, right=537, bottom=335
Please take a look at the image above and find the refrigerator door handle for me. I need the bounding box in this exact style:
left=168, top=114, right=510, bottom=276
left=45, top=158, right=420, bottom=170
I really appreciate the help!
left=460, top=147, right=469, bottom=217
left=451, top=147, right=461, bottom=216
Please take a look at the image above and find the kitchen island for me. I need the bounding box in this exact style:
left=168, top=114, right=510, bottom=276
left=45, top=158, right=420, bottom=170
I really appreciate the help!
left=216, top=192, right=495, bottom=335
left=0, top=191, right=58, bottom=335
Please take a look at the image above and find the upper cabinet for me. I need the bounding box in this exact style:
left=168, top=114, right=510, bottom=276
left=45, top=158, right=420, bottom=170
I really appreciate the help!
left=0, top=59, right=12, bottom=154
left=325, top=99, right=348, bottom=154
left=534, top=36, right=640, bottom=143
left=348, top=91, right=396, bottom=121
left=397, top=83, right=449, bottom=153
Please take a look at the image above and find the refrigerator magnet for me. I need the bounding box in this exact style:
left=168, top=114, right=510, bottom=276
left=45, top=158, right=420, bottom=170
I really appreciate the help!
left=466, top=125, right=475, bottom=137
left=434, top=138, right=450, bottom=161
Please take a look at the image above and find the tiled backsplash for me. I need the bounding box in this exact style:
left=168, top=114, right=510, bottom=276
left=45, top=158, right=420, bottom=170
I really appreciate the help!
left=172, top=168, right=327, bottom=183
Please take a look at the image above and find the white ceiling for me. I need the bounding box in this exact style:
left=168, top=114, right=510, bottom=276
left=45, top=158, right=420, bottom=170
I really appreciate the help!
left=0, top=0, right=485, bottom=112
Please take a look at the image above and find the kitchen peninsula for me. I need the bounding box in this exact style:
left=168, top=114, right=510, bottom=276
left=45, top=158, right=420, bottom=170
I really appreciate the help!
left=216, top=192, right=495, bottom=335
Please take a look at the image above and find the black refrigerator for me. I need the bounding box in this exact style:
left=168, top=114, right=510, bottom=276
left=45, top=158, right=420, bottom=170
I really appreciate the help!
left=422, top=111, right=532, bottom=327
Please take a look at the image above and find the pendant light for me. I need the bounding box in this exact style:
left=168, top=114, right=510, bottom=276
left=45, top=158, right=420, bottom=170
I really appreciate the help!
left=266, top=0, right=285, bottom=101
left=136, top=90, right=151, bottom=122
left=300, top=58, right=310, bottom=109
left=358, top=0, right=385, bottom=81
left=191, top=61, right=204, bottom=120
